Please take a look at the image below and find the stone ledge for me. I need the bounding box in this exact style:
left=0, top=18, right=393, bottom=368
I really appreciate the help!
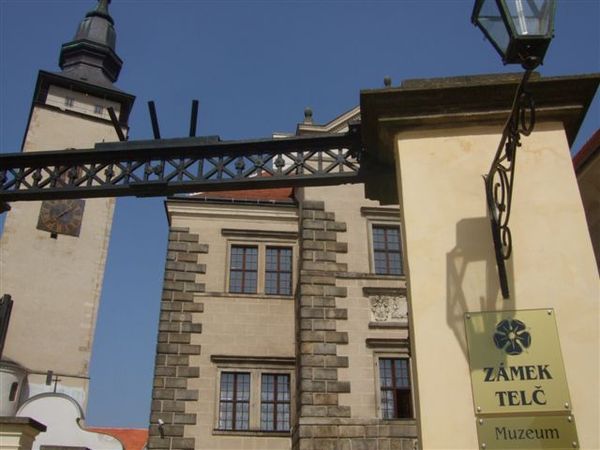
left=169, top=226, right=190, bottom=233
left=40, top=447, right=90, bottom=450
left=362, top=286, right=406, bottom=296
left=212, top=429, right=291, bottom=438
left=368, top=321, right=408, bottom=329
left=365, top=338, right=409, bottom=349
left=195, top=291, right=293, bottom=300
left=298, top=418, right=417, bottom=427
left=360, top=206, right=401, bottom=218
left=221, top=228, right=298, bottom=239
left=337, top=272, right=405, bottom=282
left=0, top=417, right=47, bottom=432
left=211, top=355, right=296, bottom=366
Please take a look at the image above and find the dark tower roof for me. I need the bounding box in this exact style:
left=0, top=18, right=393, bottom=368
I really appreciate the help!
left=58, top=0, right=123, bottom=88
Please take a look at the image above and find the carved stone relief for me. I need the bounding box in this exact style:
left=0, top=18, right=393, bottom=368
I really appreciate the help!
left=370, top=295, right=408, bottom=322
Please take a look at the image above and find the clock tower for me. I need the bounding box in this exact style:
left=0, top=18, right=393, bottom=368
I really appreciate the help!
left=0, top=0, right=134, bottom=410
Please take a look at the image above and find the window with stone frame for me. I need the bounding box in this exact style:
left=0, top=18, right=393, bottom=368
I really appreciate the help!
left=229, top=245, right=258, bottom=294
left=379, top=358, right=412, bottom=419
left=372, top=225, right=403, bottom=275
left=260, top=373, right=291, bottom=431
left=265, top=247, right=292, bottom=295
left=225, top=236, right=295, bottom=296
left=218, top=372, right=251, bottom=430
left=212, top=358, right=295, bottom=435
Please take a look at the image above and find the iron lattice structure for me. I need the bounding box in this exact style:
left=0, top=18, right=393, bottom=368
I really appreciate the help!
left=0, top=124, right=363, bottom=202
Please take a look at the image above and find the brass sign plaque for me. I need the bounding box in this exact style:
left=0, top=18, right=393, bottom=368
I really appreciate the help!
left=477, top=415, right=579, bottom=449
left=465, top=309, right=571, bottom=414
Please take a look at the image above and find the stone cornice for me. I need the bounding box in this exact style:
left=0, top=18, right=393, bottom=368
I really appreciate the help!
left=360, top=206, right=401, bottom=217
left=221, top=228, right=298, bottom=240
left=361, top=73, right=600, bottom=166
left=210, top=355, right=296, bottom=367
left=165, top=198, right=298, bottom=226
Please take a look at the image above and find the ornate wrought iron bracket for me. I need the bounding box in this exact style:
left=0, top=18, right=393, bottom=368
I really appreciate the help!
left=485, top=70, right=536, bottom=299
left=0, top=124, right=364, bottom=202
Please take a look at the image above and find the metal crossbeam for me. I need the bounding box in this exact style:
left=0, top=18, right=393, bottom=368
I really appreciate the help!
left=0, top=124, right=363, bottom=202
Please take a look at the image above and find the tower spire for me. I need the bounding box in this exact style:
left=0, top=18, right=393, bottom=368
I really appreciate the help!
left=58, top=0, right=123, bottom=87
left=87, top=0, right=113, bottom=25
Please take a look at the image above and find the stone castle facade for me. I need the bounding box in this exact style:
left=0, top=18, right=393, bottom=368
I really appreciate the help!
left=147, top=111, right=418, bottom=450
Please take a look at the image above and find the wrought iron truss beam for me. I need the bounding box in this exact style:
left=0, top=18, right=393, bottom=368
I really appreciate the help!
left=0, top=124, right=363, bottom=202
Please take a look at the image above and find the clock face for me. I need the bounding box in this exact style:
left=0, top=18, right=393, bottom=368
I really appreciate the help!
left=37, top=199, right=85, bottom=237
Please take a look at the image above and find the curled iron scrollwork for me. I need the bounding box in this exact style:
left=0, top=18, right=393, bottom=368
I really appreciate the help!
left=485, top=71, right=536, bottom=299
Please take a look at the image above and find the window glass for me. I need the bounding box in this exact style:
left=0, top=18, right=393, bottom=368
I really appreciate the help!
left=260, top=374, right=290, bottom=431
left=379, top=358, right=412, bottom=419
left=373, top=226, right=403, bottom=275
left=229, top=246, right=258, bottom=293
left=218, top=372, right=250, bottom=430
left=265, top=247, right=292, bottom=295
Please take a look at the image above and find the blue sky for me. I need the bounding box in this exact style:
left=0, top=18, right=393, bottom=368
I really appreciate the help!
left=1, top=0, right=598, bottom=428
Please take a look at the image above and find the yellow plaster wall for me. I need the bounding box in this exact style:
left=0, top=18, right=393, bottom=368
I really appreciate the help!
left=394, top=122, right=599, bottom=449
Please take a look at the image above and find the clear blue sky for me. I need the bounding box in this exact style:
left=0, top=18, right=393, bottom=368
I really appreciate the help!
left=1, top=0, right=598, bottom=428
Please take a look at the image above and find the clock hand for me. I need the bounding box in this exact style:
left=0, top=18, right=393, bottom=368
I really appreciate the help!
left=56, top=205, right=75, bottom=218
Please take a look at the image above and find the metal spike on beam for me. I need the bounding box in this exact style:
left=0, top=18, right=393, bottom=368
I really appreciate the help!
left=189, top=100, right=199, bottom=137
left=0, top=294, right=13, bottom=360
left=148, top=101, right=161, bottom=139
left=107, top=107, right=126, bottom=142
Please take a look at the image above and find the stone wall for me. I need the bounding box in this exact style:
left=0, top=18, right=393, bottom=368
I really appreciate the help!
left=296, top=200, right=350, bottom=425
left=147, top=226, right=207, bottom=450
left=293, top=200, right=417, bottom=450
left=295, top=419, right=417, bottom=450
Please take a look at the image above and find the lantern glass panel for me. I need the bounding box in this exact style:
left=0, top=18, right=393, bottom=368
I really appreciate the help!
left=504, top=0, right=554, bottom=37
left=477, top=0, right=510, bottom=53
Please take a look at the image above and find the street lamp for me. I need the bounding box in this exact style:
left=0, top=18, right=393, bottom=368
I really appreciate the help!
left=472, top=0, right=556, bottom=69
left=472, top=0, right=556, bottom=299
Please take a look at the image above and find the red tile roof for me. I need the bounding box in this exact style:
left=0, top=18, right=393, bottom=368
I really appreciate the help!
left=87, top=427, right=148, bottom=450
left=195, top=186, right=294, bottom=201
left=573, top=128, right=600, bottom=173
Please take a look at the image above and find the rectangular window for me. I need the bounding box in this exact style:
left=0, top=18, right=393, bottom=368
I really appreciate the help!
left=218, top=372, right=250, bottom=430
left=265, top=247, right=292, bottom=295
left=94, top=104, right=104, bottom=114
left=373, top=225, right=403, bottom=275
left=379, top=358, right=411, bottom=419
left=260, top=374, right=291, bottom=431
left=64, top=97, right=75, bottom=107
left=229, top=246, right=258, bottom=293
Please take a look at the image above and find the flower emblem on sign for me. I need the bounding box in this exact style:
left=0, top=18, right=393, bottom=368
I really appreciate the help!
left=493, top=319, right=531, bottom=355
